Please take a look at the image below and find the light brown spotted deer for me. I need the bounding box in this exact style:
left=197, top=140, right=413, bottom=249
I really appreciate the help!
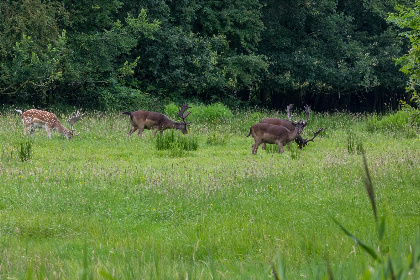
left=16, top=109, right=84, bottom=140
left=122, top=104, right=191, bottom=138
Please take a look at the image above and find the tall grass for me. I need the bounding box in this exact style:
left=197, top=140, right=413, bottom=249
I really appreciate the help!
left=0, top=107, right=419, bottom=279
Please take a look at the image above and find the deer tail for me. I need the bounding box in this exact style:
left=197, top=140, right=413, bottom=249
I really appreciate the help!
left=15, top=109, right=23, bottom=115
left=246, top=128, right=252, bottom=137
left=122, top=111, right=131, bottom=116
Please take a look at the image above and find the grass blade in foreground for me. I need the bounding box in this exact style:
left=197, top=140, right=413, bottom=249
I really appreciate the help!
left=331, top=215, right=379, bottom=261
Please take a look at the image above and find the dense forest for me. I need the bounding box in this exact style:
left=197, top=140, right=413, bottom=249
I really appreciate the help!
left=0, top=0, right=416, bottom=112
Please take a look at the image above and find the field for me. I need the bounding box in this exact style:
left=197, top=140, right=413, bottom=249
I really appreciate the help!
left=0, top=106, right=419, bottom=279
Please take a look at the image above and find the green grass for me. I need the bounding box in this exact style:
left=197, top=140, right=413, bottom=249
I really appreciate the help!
left=0, top=107, right=419, bottom=279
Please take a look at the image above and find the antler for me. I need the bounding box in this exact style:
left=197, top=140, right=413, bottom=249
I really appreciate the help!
left=301, top=127, right=324, bottom=147
left=67, top=110, right=85, bottom=135
left=178, top=104, right=191, bottom=123
left=304, top=105, right=311, bottom=124
left=286, top=104, right=296, bottom=124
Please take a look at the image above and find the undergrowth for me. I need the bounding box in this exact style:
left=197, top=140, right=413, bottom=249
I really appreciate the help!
left=155, top=130, right=198, bottom=156
left=366, top=110, right=420, bottom=137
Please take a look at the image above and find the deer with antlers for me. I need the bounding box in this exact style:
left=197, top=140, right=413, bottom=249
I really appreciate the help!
left=260, top=104, right=310, bottom=149
left=122, top=104, right=191, bottom=138
left=16, top=109, right=85, bottom=140
left=260, top=104, right=323, bottom=149
left=247, top=118, right=306, bottom=155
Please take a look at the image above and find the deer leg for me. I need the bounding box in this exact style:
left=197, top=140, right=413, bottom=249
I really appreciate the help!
left=128, top=127, right=137, bottom=136
left=137, top=128, right=144, bottom=139
left=277, top=142, right=284, bottom=153
left=287, top=142, right=291, bottom=150
left=45, top=127, right=52, bottom=138
left=24, top=125, right=31, bottom=136
left=29, top=125, right=36, bottom=136
left=262, top=143, right=266, bottom=150
left=252, top=140, right=261, bottom=155
left=152, top=128, right=162, bottom=138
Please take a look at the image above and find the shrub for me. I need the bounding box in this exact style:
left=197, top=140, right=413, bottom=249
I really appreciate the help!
left=194, top=103, right=233, bottom=122
left=155, top=130, right=198, bottom=156
left=18, top=140, right=33, bottom=162
left=347, top=131, right=363, bottom=154
left=366, top=110, right=418, bottom=132
left=164, top=103, right=233, bottom=123
left=164, top=103, right=180, bottom=118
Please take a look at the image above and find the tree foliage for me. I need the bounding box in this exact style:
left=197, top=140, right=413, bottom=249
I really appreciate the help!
left=388, top=0, right=420, bottom=123
left=0, top=0, right=415, bottom=111
left=388, top=1, right=420, bottom=94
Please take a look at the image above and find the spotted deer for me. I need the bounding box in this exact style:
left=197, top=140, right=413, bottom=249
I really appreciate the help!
left=16, top=109, right=84, bottom=140
left=122, top=104, right=191, bottom=138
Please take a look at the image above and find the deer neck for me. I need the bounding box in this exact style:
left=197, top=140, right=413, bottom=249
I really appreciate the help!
left=287, top=127, right=299, bottom=141
left=173, top=122, right=184, bottom=130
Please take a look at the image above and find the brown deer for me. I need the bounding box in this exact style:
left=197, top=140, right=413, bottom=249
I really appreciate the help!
left=247, top=121, right=306, bottom=154
left=122, top=104, right=191, bottom=138
left=16, top=109, right=84, bottom=140
left=260, top=104, right=310, bottom=149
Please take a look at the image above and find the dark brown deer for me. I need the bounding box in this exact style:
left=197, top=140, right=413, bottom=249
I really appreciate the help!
left=16, top=109, right=84, bottom=140
left=260, top=104, right=310, bottom=149
left=122, top=105, right=191, bottom=138
left=247, top=117, right=306, bottom=155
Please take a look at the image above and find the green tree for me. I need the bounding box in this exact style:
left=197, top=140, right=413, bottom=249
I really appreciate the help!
left=258, top=0, right=409, bottom=111
left=1, top=33, right=67, bottom=104
left=121, top=0, right=267, bottom=104
left=388, top=1, right=420, bottom=120
left=0, top=0, right=160, bottom=108
left=0, top=0, right=68, bottom=98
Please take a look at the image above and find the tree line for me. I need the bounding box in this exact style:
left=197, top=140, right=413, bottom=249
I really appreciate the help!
left=0, top=0, right=415, bottom=112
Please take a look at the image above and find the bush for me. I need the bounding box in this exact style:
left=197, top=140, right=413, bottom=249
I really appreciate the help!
left=18, top=140, right=33, bottom=162
left=164, top=103, right=180, bottom=118
left=366, top=110, right=420, bottom=132
left=155, top=130, right=198, bottom=157
left=164, top=102, right=233, bottom=123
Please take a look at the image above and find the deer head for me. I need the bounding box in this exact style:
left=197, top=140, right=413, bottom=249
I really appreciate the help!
left=176, top=104, right=191, bottom=134
left=67, top=110, right=85, bottom=136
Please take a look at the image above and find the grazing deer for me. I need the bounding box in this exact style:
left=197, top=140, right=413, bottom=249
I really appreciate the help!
left=122, top=104, right=191, bottom=138
left=16, top=109, right=85, bottom=140
left=260, top=104, right=311, bottom=149
left=247, top=121, right=306, bottom=154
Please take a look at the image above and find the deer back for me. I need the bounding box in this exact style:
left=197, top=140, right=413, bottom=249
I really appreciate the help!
left=260, top=118, right=296, bottom=130
left=22, top=109, right=64, bottom=129
left=129, top=110, right=181, bottom=130
left=250, top=123, right=303, bottom=144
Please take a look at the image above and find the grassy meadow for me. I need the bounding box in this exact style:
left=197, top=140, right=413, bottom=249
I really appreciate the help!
left=0, top=106, right=419, bottom=279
